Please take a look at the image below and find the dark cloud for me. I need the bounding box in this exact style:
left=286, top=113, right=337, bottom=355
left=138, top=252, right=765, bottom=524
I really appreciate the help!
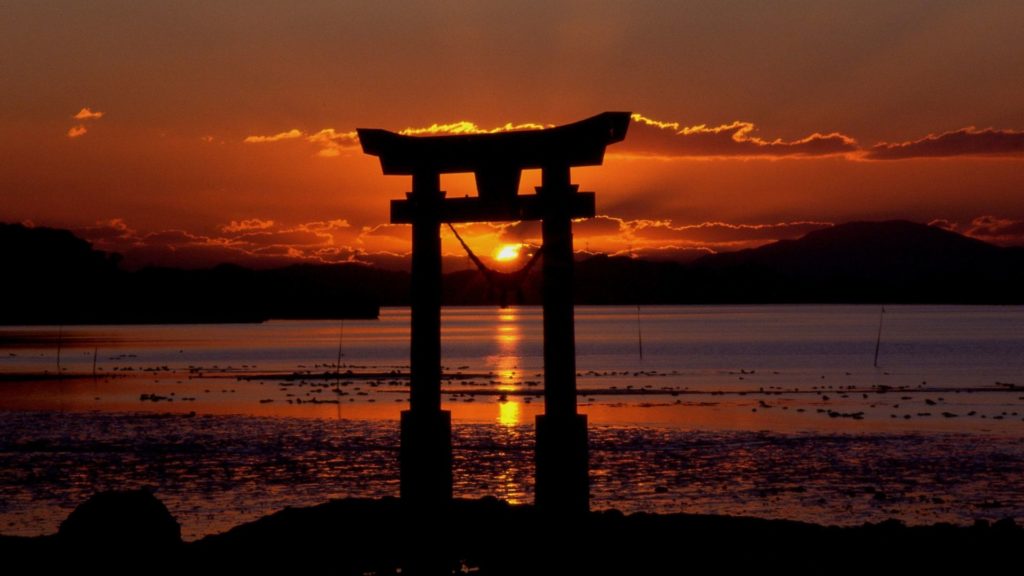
left=76, top=219, right=136, bottom=243
left=866, top=128, right=1024, bottom=160
left=358, top=223, right=410, bottom=241
left=141, top=229, right=209, bottom=246
left=499, top=221, right=542, bottom=241
left=572, top=215, right=627, bottom=237
left=74, top=218, right=359, bottom=269
left=501, top=216, right=832, bottom=258
left=628, top=220, right=831, bottom=244
left=65, top=214, right=847, bottom=270
left=222, top=219, right=274, bottom=233
left=358, top=251, right=412, bottom=271
left=927, top=219, right=958, bottom=232
left=500, top=217, right=624, bottom=243
left=623, top=115, right=858, bottom=158
left=608, top=245, right=714, bottom=263
left=118, top=244, right=279, bottom=270
left=963, top=216, right=1024, bottom=245
left=235, top=230, right=327, bottom=247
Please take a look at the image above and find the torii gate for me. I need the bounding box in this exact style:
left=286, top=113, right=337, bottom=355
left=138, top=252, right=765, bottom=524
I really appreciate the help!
left=359, top=112, right=630, bottom=514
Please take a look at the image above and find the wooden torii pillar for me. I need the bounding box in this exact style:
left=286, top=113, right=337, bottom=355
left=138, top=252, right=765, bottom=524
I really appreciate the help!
left=359, top=112, right=630, bottom=514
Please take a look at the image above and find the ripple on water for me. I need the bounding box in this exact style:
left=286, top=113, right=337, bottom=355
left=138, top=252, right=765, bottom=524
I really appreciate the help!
left=1, top=411, right=1021, bottom=539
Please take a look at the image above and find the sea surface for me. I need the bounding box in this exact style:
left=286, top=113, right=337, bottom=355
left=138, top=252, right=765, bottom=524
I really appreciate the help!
left=1, top=305, right=1022, bottom=539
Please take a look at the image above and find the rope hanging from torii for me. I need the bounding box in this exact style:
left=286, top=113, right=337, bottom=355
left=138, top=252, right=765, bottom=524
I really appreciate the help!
left=446, top=223, right=544, bottom=308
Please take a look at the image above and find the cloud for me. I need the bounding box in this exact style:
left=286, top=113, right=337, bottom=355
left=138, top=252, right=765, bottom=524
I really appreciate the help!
left=67, top=107, right=104, bottom=138
left=571, top=215, right=628, bottom=237
left=244, top=120, right=546, bottom=159
left=244, top=128, right=358, bottom=157
left=499, top=215, right=830, bottom=261
left=499, top=218, right=624, bottom=245
left=243, top=129, right=304, bottom=143
left=866, top=127, right=1024, bottom=160
left=500, top=221, right=542, bottom=242
left=608, top=245, right=714, bottom=263
left=962, top=216, right=1024, bottom=245
left=628, top=220, right=832, bottom=244
left=140, top=229, right=210, bottom=246
left=238, top=114, right=1024, bottom=164
left=234, top=229, right=329, bottom=247
left=74, top=218, right=363, bottom=269
left=221, top=219, right=275, bottom=233
left=445, top=222, right=508, bottom=237
left=295, top=219, right=351, bottom=233
left=306, top=128, right=359, bottom=157
left=927, top=219, right=958, bottom=232
left=71, top=214, right=841, bottom=270
left=926, top=216, right=1024, bottom=246
left=76, top=218, right=136, bottom=242
left=398, top=121, right=548, bottom=136
left=358, top=223, right=410, bottom=242
left=73, top=107, right=104, bottom=120
left=623, top=114, right=858, bottom=158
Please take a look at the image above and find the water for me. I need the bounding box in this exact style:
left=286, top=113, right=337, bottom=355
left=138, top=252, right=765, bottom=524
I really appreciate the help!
left=1, top=305, right=1022, bottom=538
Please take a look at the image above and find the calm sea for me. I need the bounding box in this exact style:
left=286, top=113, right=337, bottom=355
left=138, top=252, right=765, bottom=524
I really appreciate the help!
left=1, top=305, right=1022, bottom=538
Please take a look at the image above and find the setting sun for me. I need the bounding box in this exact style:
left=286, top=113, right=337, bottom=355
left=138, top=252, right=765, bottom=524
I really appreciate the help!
left=494, top=244, right=521, bottom=261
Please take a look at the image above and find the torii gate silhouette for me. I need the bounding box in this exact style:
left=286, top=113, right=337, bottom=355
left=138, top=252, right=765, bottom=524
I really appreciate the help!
left=359, top=112, right=630, bottom=514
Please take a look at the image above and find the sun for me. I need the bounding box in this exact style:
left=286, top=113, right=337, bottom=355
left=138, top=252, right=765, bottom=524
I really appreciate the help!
left=494, top=244, right=522, bottom=262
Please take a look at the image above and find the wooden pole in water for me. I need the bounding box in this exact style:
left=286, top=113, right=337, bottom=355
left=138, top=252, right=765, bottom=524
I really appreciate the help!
left=342, top=315, right=350, bottom=368
left=637, top=304, right=644, bottom=361
left=873, top=305, right=885, bottom=368
left=56, top=325, right=63, bottom=374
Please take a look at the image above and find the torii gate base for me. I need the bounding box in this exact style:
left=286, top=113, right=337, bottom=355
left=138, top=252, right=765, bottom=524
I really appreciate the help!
left=359, top=112, right=630, bottom=516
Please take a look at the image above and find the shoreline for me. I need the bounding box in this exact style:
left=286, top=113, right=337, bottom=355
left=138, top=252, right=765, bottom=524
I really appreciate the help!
left=2, top=492, right=1021, bottom=574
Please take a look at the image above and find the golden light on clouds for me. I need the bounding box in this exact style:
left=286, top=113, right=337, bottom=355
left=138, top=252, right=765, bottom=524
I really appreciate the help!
left=66, top=106, right=104, bottom=138
left=243, top=129, right=303, bottom=143
left=399, top=121, right=548, bottom=136
left=73, top=107, right=104, bottom=120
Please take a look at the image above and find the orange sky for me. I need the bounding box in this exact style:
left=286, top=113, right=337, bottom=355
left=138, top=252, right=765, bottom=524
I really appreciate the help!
left=3, top=2, right=1023, bottom=269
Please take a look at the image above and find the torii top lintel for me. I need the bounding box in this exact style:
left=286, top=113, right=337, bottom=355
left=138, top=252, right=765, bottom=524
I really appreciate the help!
left=358, top=111, right=630, bottom=176
left=358, top=112, right=630, bottom=224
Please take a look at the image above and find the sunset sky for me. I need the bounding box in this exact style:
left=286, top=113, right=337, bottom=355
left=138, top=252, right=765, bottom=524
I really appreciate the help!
left=3, top=1, right=1023, bottom=269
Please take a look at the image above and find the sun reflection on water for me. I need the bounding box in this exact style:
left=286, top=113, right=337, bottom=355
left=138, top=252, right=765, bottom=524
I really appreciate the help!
left=498, top=399, right=520, bottom=427
left=492, top=308, right=523, bottom=426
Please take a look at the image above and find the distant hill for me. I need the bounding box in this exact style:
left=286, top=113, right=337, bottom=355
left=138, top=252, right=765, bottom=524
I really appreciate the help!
left=1, top=220, right=1022, bottom=324
left=574, top=220, right=1024, bottom=304
left=0, top=223, right=385, bottom=324
left=685, top=220, right=1024, bottom=303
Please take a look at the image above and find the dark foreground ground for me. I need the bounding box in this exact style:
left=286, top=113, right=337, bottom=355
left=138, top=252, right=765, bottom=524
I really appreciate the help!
left=1, top=490, right=1020, bottom=575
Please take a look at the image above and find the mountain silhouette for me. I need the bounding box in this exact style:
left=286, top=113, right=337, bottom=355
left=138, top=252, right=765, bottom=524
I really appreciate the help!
left=2, top=220, right=1022, bottom=324
left=685, top=220, right=1024, bottom=303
